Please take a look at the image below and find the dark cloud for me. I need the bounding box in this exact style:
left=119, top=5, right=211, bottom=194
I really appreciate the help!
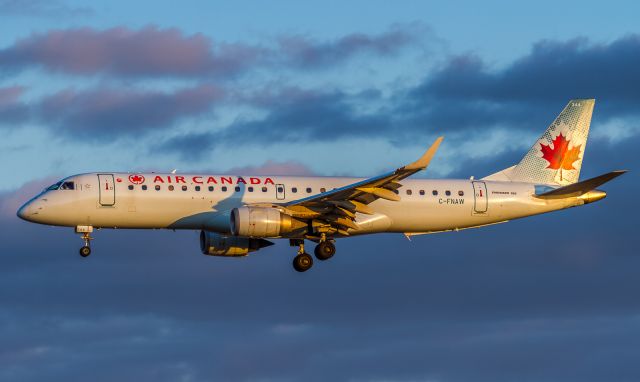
left=156, top=34, right=640, bottom=159
left=157, top=88, right=392, bottom=158
left=0, top=25, right=419, bottom=78
left=37, top=84, right=222, bottom=137
left=0, top=86, right=30, bottom=125
left=403, top=35, right=640, bottom=131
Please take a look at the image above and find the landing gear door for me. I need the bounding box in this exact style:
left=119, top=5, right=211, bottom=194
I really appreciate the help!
left=98, top=174, right=116, bottom=206
left=275, top=184, right=286, bottom=200
left=472, top=181, right=488, bottom=215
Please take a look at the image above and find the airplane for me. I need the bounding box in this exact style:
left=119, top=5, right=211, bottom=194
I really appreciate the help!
left=17, top=99, right=626, bottom=272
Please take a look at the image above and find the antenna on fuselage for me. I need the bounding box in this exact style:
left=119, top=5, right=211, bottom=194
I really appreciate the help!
left=171, top=169, right=177, bottom=174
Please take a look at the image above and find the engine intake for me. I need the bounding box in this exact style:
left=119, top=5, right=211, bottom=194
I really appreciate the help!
left=230, top=206, right=306, bottom=238
left=200, top=230, right=273, bottom=256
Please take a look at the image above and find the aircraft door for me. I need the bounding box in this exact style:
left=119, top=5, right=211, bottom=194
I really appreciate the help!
left=472, top=181, right=488, bottom=215
left=98, top=174, right=116, bottom=206
left=275, top=183, right=286, bottom=200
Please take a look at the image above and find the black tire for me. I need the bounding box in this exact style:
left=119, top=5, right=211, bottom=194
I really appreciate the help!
left=314, top=241, right=336, bottom=261
left=293, top=253, right=313, bottom=272
left=79, top=246, right=91, bottom=258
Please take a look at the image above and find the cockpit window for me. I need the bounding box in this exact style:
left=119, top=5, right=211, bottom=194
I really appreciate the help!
left=47, top=181, right=62, bottom=191
left=60, top=181, right=75, bottom=190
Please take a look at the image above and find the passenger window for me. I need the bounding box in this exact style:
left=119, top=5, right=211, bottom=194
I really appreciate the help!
left=419, top=190, right=425, bottom=196
left=234, top=186, right=240, bottom=192
left=208, top=186, right=214, bottom=192
left=221, top=186, right=227, bottom=192
left=277, top=186, right=284, bottom=193
left=142, top=185, right=147, bottom=191
left=445, top=190, right=451, bottom=196
left=432, top=190, right=438, bottom=196
left=262, top=187, right=267, bottom=192
left=248, top=187, right=254, bottom=192
left=292, top=187, right=298, bottom=193
left=195, top=186, right=200, bottom=191
left=155, top=185, right=161, bottom=191
left=128, top=185, right=134, bottom=190
left=182, top=185, right=188, bottom=191
left=458, top=190, right=464, bottom=196
left=306, top=187, right=312, bottom=193
left=168, top=185, right=174, bottom=191
left=320, top=187, right=326, bottom=193
left=406, top=189, right=412, bottom=195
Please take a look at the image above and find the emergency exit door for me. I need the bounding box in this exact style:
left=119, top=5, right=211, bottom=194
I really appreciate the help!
left=98, top=174, right=116, bottom=206
left=472, top=181, right=488, bottom=215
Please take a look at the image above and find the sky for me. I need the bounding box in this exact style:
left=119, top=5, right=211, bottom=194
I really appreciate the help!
left=0, top=1, right=638, bottom=381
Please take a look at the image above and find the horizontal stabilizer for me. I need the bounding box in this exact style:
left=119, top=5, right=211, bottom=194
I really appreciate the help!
left=536, top=170, right=627, bottom=199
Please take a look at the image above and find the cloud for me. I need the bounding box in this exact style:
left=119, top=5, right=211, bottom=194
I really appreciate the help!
left=0, top=0, right=92, bottom=18
left=403, top=35, right=640, bottom=131
left=157, top=87, right=393, bottom=158
left=0, top=25, right=419, bottom=78
left=224, top=160, right=315, bottom=176
left=0, top=26, right=241, bottom=78
left=276, top=25, right=420, bottom=69
left=0, top=86, right=30, bottom=125
left=156, top=34, right=640, bottom=159
left=37, top=84, right=222, bottom=137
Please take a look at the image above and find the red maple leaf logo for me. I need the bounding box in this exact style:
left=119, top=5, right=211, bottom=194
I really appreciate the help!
left=540, top=133, right=581, bottom=182
left=540, top=133, right=581, bottom=171
left=128, top=174, right=145, bottom=184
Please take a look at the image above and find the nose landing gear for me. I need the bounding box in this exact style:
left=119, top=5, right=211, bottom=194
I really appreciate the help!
left=76, top=226, right=93, bottom=258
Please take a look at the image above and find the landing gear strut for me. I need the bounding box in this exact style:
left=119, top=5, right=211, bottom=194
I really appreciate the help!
left=291, top=240, right=313, bottom=272
left=76, top=226, right=93, bottom=258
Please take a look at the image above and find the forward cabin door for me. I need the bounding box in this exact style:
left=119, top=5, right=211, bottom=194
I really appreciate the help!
left=98, top=174, right=116, bottom=206
left=275, top=183, right=286, bottom=200
left=472, top=181, right=488, bottom=215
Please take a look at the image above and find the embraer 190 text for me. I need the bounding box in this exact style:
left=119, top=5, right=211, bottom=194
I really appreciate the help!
left=18, top=99, right=626, bottom=272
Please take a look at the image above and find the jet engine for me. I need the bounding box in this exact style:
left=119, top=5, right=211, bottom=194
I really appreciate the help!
left=200, top=230, right=273, bottom=256
left=230, top=206, right=306, bottom=238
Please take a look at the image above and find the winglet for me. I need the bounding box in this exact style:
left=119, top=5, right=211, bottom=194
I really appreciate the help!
left=404, top=136, right=444, bottom=170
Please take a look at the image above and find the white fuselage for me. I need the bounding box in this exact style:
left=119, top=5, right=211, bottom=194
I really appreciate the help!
left=18, top=172, right=586, bottom=237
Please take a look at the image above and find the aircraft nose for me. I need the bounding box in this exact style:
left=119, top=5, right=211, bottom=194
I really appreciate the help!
left=17, top=201, right=33, bottom=221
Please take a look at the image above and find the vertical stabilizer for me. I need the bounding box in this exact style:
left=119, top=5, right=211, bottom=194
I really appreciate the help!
left=509, top=99, right=595, bottom=186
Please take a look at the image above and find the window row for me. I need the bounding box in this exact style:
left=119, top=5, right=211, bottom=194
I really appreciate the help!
left=126, top=185, right=328, bottom=193
left=126, top=184, right=464, bottom=197
left=397, top=189, right=464, bottom=197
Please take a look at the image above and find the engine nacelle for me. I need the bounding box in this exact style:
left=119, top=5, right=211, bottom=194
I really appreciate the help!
left=200, top=230, right=273, bottom=256
left=230, top=207, right=306, bottom=238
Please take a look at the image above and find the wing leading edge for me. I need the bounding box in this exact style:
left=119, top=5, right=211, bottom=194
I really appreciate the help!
left=280, top=137, right=444, bottom=235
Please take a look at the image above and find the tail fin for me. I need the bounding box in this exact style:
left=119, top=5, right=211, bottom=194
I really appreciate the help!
left=485, top=99, right=595, bottom=185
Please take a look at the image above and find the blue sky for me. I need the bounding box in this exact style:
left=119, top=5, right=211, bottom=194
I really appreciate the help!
left=1, top=1, right=639, bottom=381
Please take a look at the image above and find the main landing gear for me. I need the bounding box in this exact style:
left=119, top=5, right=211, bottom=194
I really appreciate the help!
left=292, top=240, right=313, bottom=272
left=291, top=235, right=337, bottom=272
left=76, top=226, right=94, bottom=258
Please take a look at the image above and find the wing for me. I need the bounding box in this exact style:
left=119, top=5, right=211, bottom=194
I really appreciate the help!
left=279, top=137, right=444, bottom=236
